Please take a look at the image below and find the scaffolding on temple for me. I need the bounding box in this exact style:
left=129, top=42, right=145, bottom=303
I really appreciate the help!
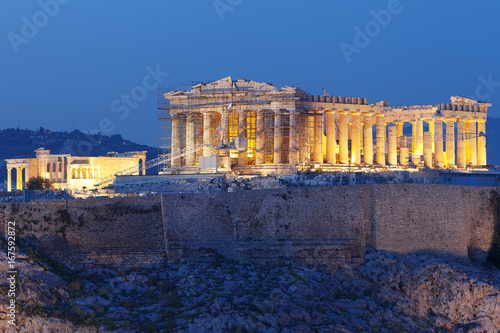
left=157, top=84, right=324, bottom=173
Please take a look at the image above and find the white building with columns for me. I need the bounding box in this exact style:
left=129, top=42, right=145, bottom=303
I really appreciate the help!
left=159, top=77, right=490, bottom=174
left=6, top=148, right=147, bottom=192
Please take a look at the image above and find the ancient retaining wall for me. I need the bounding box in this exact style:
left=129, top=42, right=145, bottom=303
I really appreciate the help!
left=0, top=197, right=164, bottom=269
left=162, top=186, right=371, bottom=269
left=0, top=184, right=497, bottom=269
left=371, top=184, right=496, bottom=261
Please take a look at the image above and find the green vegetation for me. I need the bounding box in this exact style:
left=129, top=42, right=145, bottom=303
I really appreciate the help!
left=24, top=247, right=84, bottom=292
left=26, top=176, right=52, bottom=190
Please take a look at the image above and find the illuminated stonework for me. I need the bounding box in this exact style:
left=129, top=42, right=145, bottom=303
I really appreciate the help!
left=5, top=148, right=146, bottom=192
left=159, top=77, right=490, bottom=174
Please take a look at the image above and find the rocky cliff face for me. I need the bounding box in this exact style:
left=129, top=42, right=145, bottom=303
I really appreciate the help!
left=0, top=248, right=499, bottom=332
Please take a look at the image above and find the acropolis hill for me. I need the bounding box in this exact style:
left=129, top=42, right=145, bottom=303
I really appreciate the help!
left=1, top=78, right=500, bottom=332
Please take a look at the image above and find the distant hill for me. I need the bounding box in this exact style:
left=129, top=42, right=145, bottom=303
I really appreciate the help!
left=0, top=128, right=159, bottom=184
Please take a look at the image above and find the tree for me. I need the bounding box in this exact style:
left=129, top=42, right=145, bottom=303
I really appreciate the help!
left=26, top=176, right=52, bottom=190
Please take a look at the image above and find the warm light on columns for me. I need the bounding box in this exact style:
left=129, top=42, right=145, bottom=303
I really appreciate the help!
left=171, top=116, right=181, bottom=167
left=351, top=112, right=361, bottom=165
left=478, top=119, right=487, bottom=165
left=326, top=112, right=336, bottom=164
left=7, top=167, right=12, bottom=192
left=466, top=120, right=477, bottom=166
left=16, top=167, right=23, bottom=190
left=273, top=112, right=282, bottom=164
left=416, top=119, right=424, bottom=156
left=289, top=112, right=299, bottom=165
left=203, top=113, right=212, bottom=157
left=456, top=118, right=466, bottom=168
left=339, top=111, right=349, bottom=164
left=363, top=113, right=373, bottom=165
left=445, top=118, right=455, bottom=168
left=434, top=118, right=444, bottom=168
left=375, top=113, right=385, bottom=166
left=313, top=115, right=323, bottom=163
left=388, top=126, right=397, bottom=166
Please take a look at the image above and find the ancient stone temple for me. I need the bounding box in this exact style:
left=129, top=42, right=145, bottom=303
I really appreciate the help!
left=5, top=148, right=147, bottom=192
left=159, top=77, right=490, bottom=174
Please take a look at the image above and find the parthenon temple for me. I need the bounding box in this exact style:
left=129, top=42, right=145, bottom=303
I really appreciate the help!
left=159, top=77, right=490, bottom=174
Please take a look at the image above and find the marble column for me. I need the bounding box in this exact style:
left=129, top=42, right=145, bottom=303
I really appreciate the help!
left=185, top=116, right=196, bottom=166
left=289, top=112, right=299, bottom=165
left=388, top=126, right=397, bottom=166
left=16, top=167, right=23, bottom=190
left=338, top=111, right=348, bottom=164
left=446, top=118, right=455, bottom=168
left=400, top=147, right=409, bottom=166
left=478, top=120, right=487, bottom=165
left=274, top=112, right=282, bottom=164
left=363, top=113, right=373, bottom=165
left=395, top=122, right=404, bottom=148
left=416, top=119, right=424, bottom=156
left=56, top=157, right=60, bottom=183
left=423, top=132, right=433, bottom=167
left=326, top=112, right=336, bottom=164
left=256, top=112, right=265, bottom=164
left=457, top=119, right=466, bottom=168
left=411, top=121, right=417, bottom=154
left=376, top=114, right=385, bottom=166
left=313, top=115, right=323, bottom=163
left=434, top=118, right=444, bottom=168
left=49, top=158, right=53, bottom=182
left=351, top=112, right=361, bottom=165
left=172, top=116, right=181, bottom=167
left=7, top=167, right=12, bottom=192
left=466, top=120, right=477, bottom=166
left=238, top=111, right=247, bottom=166
left=203, top=113, right=213, bottom=157
left=428, top=119, right=435, bottom=153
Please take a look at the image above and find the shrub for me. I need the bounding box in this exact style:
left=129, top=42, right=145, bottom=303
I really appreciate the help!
left=26, top=176, right=52, bottom=190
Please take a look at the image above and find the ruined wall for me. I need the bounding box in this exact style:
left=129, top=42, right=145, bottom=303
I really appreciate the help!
left=0, top=197, right=164, bottom=269
left=0, top=184, right=497, bottom=269
left=370, top=185, right=496, bottom=261
left=162, top=186, right=371, bottom=269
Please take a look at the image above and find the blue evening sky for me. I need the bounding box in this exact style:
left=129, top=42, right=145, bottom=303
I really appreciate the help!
left=1, top=0, right=499, bottom=147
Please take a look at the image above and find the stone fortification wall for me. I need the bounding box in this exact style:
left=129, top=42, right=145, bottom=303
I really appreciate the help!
left=0, top=196, right=164, bottom=268
left=162, top=186, right=371, bottom=269
left=0, top=185, right=497, bottom=269
left=370, top=185, right=496, bottom=262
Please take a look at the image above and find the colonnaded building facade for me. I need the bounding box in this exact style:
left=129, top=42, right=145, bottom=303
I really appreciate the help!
left=159, top=77, right=490, bottom=174
left=6, top=148, right=146, bottom=192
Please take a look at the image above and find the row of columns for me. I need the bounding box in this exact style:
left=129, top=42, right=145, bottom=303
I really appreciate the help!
left=171, top=110, right=487, bottom=169
left=172, top=110, right=324, bottom=167
left=324, top=112, right=486, bottom=168
left=40, top=156, right=69, bottom=183
left=7, top=166, right=27, bottom=191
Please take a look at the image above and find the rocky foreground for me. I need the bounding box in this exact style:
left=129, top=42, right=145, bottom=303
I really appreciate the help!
left=1, top=249, right=499, bottom=333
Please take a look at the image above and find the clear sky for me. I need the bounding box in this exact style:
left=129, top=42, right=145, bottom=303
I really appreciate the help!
left=1, top=0, right=499, bottom=147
